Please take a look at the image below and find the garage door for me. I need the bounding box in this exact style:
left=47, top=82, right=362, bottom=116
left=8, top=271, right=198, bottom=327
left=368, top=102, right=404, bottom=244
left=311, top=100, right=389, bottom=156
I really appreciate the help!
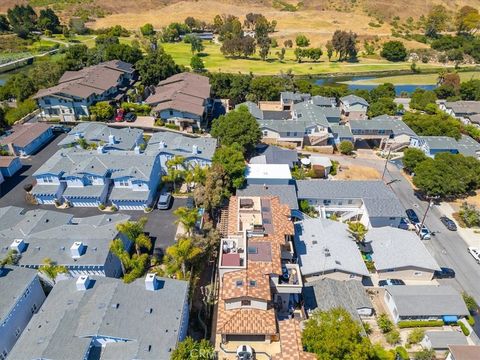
left=38, top=198, right=55, bottom=205
left=115, top=203, right=145, bottom=211
left=225, top=335, right=266, bottom=342
left=69, top=199, right=99, bottom=207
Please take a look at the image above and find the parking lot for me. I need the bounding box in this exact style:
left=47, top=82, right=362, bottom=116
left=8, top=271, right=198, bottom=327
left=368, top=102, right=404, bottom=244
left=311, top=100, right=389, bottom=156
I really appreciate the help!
left=0, top=132, right=183, bottom=254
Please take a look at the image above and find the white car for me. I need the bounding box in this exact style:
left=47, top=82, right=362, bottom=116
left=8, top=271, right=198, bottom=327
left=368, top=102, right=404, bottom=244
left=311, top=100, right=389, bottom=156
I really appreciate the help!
left=468, top=247, right=480, bottom=264
left=236, top=345, right=253, bottom=360
left=415, top=223, right=431, bottom=240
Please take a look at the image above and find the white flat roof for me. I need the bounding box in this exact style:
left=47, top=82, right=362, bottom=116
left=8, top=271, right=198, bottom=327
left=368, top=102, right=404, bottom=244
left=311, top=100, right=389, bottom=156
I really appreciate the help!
left=245, top=164, right=292, bottom=180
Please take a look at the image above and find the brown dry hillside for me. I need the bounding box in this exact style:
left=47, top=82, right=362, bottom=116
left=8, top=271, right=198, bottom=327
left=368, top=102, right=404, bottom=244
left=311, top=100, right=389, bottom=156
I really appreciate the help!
left=1, top=0, right=479, bottom=47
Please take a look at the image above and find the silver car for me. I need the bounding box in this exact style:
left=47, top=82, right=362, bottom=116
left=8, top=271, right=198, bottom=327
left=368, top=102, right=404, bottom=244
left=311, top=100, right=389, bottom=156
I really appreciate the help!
left=157, top=193, right=172, bottom=210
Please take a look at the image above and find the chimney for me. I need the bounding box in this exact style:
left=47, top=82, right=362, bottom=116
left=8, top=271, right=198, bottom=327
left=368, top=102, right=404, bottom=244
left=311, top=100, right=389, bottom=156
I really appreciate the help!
left=158, top=141, right=166, bottom=150
left=76, top=275, right=90, bottom=291
left=192, top=144, right=198, bottom=154
left=145, top=273, right=158, bottom=291
left=108, top=134, right=116, bottom=145
left=10, top=239, right=26, bottom=253
left=134, top=145, right=141, bottom=155
left=97, top=145, right=104, bottom=154
left=70, top=241, right=85, bottom=259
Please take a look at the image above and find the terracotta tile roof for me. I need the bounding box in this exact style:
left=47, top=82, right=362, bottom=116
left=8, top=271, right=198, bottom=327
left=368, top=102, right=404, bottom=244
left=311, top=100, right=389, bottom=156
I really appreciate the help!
left=272, top=319, right=317, bottom=360
left=0, top=156, right=19, bottom=167
left=216, top=298, right=277, bottom=335
left=222, top=268, right=271, bottom=301
left=0, top=123, right=51, bottom=148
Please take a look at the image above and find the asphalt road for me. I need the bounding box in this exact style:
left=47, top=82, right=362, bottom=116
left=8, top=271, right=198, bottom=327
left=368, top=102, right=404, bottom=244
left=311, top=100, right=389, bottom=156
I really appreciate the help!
left=383, top=162, right=480, bottom=336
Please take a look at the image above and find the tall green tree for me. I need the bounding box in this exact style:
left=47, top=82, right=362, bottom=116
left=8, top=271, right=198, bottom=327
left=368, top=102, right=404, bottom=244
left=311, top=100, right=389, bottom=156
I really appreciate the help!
left=302, top=308, right=374, bottom=360
left=135, top=48, right=181, bottom=86
left=171, top=337, right=215, bottom=360
left=7, top=5, right=37, bottom=38
left=367, top=98, right=397, bottom=117
left=164, top=238, right=202, bottom=279
left=295, top=34, right=310, bottom=47
left=212, top=144, right=246, bottom=189
left=116, top=217, right=150, bottom=256
left=403, top=148, right=428, bottom=173
left=140, top=23, right=155, bottom=36
left=331, top=30, right=358, bottom=61
left=173, top=207, right=199, bottom=235
left=38, top=8, right=60, bottom=33
left=89, top=101, right=114, bottom=121
left=0, top=73, right=36, bottom=102
left=211, top=105, right=261, bottom=155
left=456, top=6, right=480, bottom=35
left=0, top=15, right=9, bottom=32
left=347, top=222, right=368, bottom=243
left=193, top=164, right=230, bottom=216
left=425, top=5, right=449, bottom=38
left=163, top=155, right=186, bottom=192
left=380, top=41, right=407, bottom=62
left=403, top=111, right=461, bottom=139
left=190, top=55, right=205, bottom=72
left=39, top=258, right=68, bottom=284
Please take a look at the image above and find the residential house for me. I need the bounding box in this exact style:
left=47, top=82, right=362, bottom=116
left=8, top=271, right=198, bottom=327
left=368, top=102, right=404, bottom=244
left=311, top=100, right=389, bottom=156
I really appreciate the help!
left=0, top=123, right=53, bottom=156
left=280, top=91, right=311, bottom=110
left=420, top=331, right=469, bottom=352
left=309, top=155, right=332, bottom=178
left=216, top=196, right=303, bottom=353
left=145, top=72, right=212, bottom=130
left=58, top=122, right=144, bottom=151
left=366, top=227, right=441, bottom=281
left=32, top=148, right=161, bottom=210
left=330, top=124, right=354, bottom=144
left=0, top=267, right=46, bottom=359
left=250, top=145, right=299, bottom=169
left=349, top=115, right=417, bottom=150
left=236, top=184, right=298, bottom=211
left=33, top=60, right=136, bottom=121
left=296, top=180, right=405, bottom=228
left=410, top=135, right=480, bottom=159
left=440, top=101, right=480, bottom=124
left=0, top=206, right=131, bottom=277
left=145, top=131, right=217, bottom=169
left=384, top=285, right=469, bottom=324
left=303, top=278, right=374, bottom=322
left=340, top=95, right=369, bottom=121
left=447, top=345, right=480, bottom=360
left=245, top=164, right=292, bottom=186
left=312, top=95, right=336, bottom=108
left=0, top=156, right=22, bottom=177
left=8, top=274, right=189, bottom=360
left=294, top=218, right=369, bottom=282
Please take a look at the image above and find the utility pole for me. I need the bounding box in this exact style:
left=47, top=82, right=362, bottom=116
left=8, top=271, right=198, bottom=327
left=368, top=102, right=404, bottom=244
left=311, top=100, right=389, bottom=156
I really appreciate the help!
left=418, top=197, right=434, bottom=237
left=381, top=144, right=392, bottom=180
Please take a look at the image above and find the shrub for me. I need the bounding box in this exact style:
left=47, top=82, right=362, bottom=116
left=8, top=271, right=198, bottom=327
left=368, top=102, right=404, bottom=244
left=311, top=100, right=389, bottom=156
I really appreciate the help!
left=414, top=349, right=435, bottom=360
left=398, top=320, right=444, bottom=328
left=377, top=314, right=394, bottom=333
left=363, top=322, right=372, bottom=335
left=4, top=100, right=37, bottom=125
left=459, top=204, right=480, bottom=228
left=463, top=292, right=479, bottom=314
left=120, top=102, right=151, bottom=115
left=459, top=321, right=470, bottom=336
left=330, top=160, right=339, bottom=176
left=395, top=346, right=409, bottom=360
left=165, top=123, right=180, bottom=130
left=155, top=119, right=165, bottom=127
left=467, top=315, right=475, bottom=326
left=381, top=40, right=407, bottom=61
left=338, top=140, right=354, bottom=155
left=98, top=204, right=106, bottom=210
left=386, top=329, right=401, bottom=345
left=23, top=183, right=33, bottom=192
left=407, top=328, right=425, bottom=344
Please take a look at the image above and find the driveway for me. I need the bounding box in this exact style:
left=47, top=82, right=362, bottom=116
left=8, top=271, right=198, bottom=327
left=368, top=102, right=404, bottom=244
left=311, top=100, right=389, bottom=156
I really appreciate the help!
left=0, top=132, right=183, bottom=252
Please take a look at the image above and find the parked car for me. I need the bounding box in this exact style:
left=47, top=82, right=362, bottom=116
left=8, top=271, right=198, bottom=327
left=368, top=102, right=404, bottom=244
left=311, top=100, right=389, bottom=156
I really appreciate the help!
left=125, top=112, right=136, bottom=122
left=157, top=192, right=172, bottom=210
left=379, top=279, right=405, bottom=287
left=415, top=223, right=431, bottom=240
left=468, top=247, right=480, bottom=264
left=186, top=196, right=195, bottom=209
left=440, top=216, right=457, bottom=231
left=236, top=345, right=253, bottom=360
left=406, top=209, right=420, bottom=224
left=434, top=267, right=456, bottom=279
left=398, top=218, right=410, bottom=230
left=51, top=125, right=71, bottom=133
left=115, top=108, right=125, bottom=122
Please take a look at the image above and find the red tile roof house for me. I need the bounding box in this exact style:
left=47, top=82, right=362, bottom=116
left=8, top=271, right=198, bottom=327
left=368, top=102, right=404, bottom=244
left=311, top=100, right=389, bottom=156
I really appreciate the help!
left=0, top=123, right=53, bottom=156
left=145, top=73, right=212, bottom=131
left=32, top=60, right=136, bottom=121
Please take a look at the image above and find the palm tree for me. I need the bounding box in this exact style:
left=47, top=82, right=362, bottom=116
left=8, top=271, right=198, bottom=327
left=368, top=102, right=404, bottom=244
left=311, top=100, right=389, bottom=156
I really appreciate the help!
left=163, top=156, right=186, bottom=192
left=109, top=239, right=130, bottom=274
left=347, top=222, right=368, bottom=243
left=164, top=238, right=202, bottom=279
left=173, top=206, right=199, bottom=235
left=0, top=249, right=20, bottom=268
left=116, top=218, right=150, bottom=256
left=39, top=258, right=68, bottom=284
left=184, top=164, right=208, bottom=191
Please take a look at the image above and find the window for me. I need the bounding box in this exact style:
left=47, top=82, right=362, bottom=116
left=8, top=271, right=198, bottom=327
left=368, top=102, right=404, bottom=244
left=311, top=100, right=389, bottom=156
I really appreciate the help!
left=1, top=350, right=7, bottom=360
left=247, top=247, right=258, bottom=254
left=15, top=328, right=21, bottom=338
left=249, top=280, right=257, bottom=287
left=169, top=110, right=173, bottom=116
left=286, top=132, right=291, bottom=136
left=241, top=300, right=251, bottom=306
left=323, top=200, right=331, bottom=205
left=31, top=304, right=37, bottom=314
left=117, top=179, right=129, bottom=187
left=389, top=217, right=396, bottom=220
left=44, top=99, right=51, bottom=105
left=414, top=272, right=423, bottom=276
left=348, top=200, right=353, bottom=204
left=262, top=130, right=268, bottom=136
left=235, top=280, right=243, bottom=287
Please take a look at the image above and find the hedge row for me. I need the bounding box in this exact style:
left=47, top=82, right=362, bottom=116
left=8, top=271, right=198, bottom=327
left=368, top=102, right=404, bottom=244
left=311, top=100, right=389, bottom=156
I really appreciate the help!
left=398, top=320, right=444, bottom=328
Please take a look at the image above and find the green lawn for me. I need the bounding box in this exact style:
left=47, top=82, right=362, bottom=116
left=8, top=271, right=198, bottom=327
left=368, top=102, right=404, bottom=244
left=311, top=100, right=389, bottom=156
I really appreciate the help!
left=161, top=42, right=444, bottom=75
left=341, top=71, right=480, bottom=85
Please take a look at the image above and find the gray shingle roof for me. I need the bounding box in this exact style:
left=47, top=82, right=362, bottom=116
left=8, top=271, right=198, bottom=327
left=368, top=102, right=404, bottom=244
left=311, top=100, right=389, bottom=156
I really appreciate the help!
left=341, top=95, right=369, bottom=107
left=296, top=180, right=404, bottom=218
left=0, top=207, right=130, bottom=267
left=292, top=101, right=330, bottom=128
left=236, top=184, right=298, bottom=210
left=58, top=122, right=144, bottom=151
left=281, top=91, right=310, bottom=103
left=349, top=115, right=417, bottom=137
left=252, top=145, right=298, bottom=167
left=330, top=124, right=353, bottom=139
left=145, top=131, right=217, bottom=160
left=385, top=285, right=469, bottom=317
left=420, top=135, right=480, bottom=157
left=294, top=218, right=369, bottom=277
left=0, top=266, right=40, bottom=322
left=424, top=331, right=468, bottom=349
left=444, top=101, right=480, bottom=115
left=312, top=96, right=336, bottom=107
left=303, top=278, right=372, bottom=322
left=236, top=102, right=263, bottom=120
left=9, top=275, right=188, bottom=360
left=258, top=119, right=314, bottom=133
left=33, top=148, right=158, bottom=181
left=367, top=227, right=440, bottom=272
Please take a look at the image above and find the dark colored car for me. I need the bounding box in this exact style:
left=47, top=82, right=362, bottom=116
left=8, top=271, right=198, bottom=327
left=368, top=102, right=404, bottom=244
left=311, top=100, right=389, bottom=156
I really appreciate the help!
left=440, top=216, right=457, bottom=231
left=406, top=209, right=420, bottom=224
left=434, top=267, right=456, bottom=279
left=51, top=125, right=71, bottom=133
left=378, top=279, right=405, bottom=287
left=186, top=196, right=195, bottom=209
left=125, top=112, right=137, bottom=122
